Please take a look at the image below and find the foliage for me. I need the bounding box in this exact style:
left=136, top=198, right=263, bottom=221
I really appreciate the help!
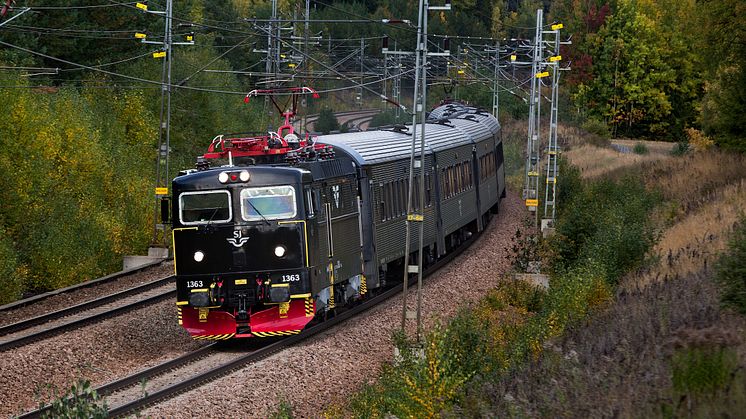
left=268, top=398, right=294, bottom=419
left=670, top=141, right=690, bottom=156
left=368, top=110, right=409, bottom=128
left=671, top=346, right=738, bottom=396
left=0, top=74, right=155, bottom=297
left=315, top=107, right=340, bottom=134
left=548, top=175, right=658, bottom=284
left=580, top=118, right=611, bottom=139
left=40, top=379, right=107, bottom=419
left=632, top=142, right=649, bottom=155
left=714, top=218, right=746, bottom=314
left=698, top=0, right=746, bottom=151
left=685, top=127, right=715, bottom=152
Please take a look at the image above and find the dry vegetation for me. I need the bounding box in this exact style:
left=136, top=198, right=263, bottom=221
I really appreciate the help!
left=474, top=136, right=746, bottom=417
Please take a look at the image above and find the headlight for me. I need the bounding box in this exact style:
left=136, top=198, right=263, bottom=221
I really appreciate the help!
left=274, top=246, right=286, bottom=257
left=194, top=251, right=205, bottom=262
left=239, top=170, right=250, bottom=182
left=218, top=172, right=229, bottom=183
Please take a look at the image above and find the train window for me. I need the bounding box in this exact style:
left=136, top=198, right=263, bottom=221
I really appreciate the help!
left=305, top=187, right=315, bottom=218
left=240, top=185, right=297, bottom=221
left=179, top=190, right=232, bottom=225
left=497, top=142, right=505, bottom=169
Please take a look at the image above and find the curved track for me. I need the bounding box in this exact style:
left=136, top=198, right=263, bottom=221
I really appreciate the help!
left=20, top=228, right=482, bottom=418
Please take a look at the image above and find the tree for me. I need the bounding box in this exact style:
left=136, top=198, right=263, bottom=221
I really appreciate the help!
left=315, top=107, right=339, bottom=134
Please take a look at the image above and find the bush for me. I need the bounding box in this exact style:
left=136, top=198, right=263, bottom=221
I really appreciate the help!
left=671, top=346, right=738, bottom=396
left=41, top=379, right=107, bottom=419
left=581, top=118, right=611, bottom=139
left=633, top=142, right=649, bottom=154
left=671, top=141, right=690, bottom=156
left=714, top=218, right=746, bottom=314
left=315, top=107, right=339, bottom=134
left=549, top=176, right=658, bottom=284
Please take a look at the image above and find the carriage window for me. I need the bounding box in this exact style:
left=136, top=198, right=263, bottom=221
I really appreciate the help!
left=240, top=185, right=297, bottom=221
left=179, top=190, right=232, bottom=225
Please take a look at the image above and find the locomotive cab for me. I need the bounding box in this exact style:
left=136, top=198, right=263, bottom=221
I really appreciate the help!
left=172, top=166, right=317, bottom=339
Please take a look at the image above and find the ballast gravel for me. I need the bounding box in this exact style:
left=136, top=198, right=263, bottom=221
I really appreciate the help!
left=0, top=299, right=205, bottom=417
left=144, top=192, right=524, bottom=418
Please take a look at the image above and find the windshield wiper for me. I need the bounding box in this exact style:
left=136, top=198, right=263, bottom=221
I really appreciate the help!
left=245, top=199, right=271, bottom=226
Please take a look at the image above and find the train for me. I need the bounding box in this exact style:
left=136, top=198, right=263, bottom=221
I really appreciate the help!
left=167, top=101, right=506, bottom=340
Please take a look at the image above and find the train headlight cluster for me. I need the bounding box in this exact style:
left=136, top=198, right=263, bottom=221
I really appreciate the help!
left=274, top=245, right=286, bottom=258
left=194, top=251, right=205, bottom=262
left=218, top=170, right=250, bottom=183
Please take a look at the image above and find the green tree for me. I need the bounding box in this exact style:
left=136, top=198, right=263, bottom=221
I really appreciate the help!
left=315, top=107, right=339, bottom=134
left=699, top=0, right=746, bottom=151
left=574, top=0, right=701, bottom=138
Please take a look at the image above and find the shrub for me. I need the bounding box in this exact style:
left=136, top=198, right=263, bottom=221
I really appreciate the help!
left=685, top=127, right=715, bottom=152
left=549, top=176, right=658, bottom=284
left=315, top=108, right=339, bottom=134
left=671, top=347, right=738, bottom=396
left=581, top=118, right=610, bottom=139
left=41, top=379, right=107, bottom=419
left=671, top=141, right=690, bottom=156
left=714, top=218, right=746, bottom=314
left=268, top=398, right=294, bottom=419
left=633, top=142, right=649, bottom=154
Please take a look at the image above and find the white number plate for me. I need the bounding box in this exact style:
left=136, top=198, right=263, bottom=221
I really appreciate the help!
left=186, top=280, right=203, bottom=288
left=281, top=274, right=300, bottom=282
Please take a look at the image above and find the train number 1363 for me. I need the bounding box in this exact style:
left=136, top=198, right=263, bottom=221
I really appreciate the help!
left=186, top=280, right=203, bottom=288
left=281, top=274, right=300, bottom=282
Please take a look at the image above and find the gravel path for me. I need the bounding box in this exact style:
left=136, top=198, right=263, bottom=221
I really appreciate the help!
left=0, top=262, right=174, bottom=328
left=144, top=192, right=524, bottom=418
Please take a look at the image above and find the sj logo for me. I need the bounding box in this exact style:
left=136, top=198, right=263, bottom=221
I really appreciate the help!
left=227, top=230, right=249, bottom=247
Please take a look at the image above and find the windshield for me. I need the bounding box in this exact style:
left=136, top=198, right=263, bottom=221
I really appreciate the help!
left=241, top=185, right=297, bottom=221
left=179, top=190, right=232, bottom=225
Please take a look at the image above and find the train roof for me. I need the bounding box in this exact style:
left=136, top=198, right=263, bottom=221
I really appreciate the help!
left=318, top=103, right=500, bottom=166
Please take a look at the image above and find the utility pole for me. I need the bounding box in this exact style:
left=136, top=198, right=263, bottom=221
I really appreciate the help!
left=398, top=0, right=451, bottom=343
left=491, top=40, right=500, bottom=118
left=540, top=22, right=570, bottom=234
left=522, top=9, right=544, bottom=228
left=142, top=0, right=193, bottom=247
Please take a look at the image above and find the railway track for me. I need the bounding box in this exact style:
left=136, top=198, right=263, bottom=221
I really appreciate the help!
left=0, top=276, right=175, bottom=352
left=0, top=259, right=166, bottom=313
left=20, top=228, right=481, bottom=418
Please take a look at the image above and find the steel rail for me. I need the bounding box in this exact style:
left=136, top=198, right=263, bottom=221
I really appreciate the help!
left=0, top=288, right=176, bottom=352
left=0, top=259, right=168, bottom=312
left=0, top=276, right=176, bottom=337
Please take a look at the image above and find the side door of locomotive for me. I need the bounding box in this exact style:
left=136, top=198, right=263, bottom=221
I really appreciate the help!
left=320, top=176, right=361, bottom=285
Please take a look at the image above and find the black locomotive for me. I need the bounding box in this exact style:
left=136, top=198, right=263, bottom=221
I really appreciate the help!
left=169, top=102, right=505, bottom=340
